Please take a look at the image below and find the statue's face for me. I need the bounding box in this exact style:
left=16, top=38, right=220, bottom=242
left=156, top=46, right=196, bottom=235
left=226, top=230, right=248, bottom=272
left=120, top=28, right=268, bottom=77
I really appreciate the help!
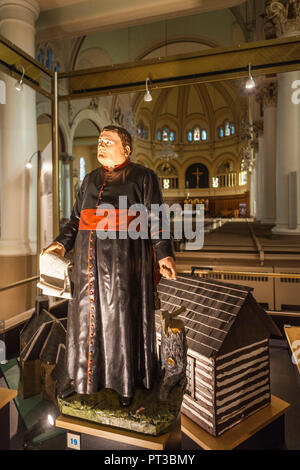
left=97, top=130, right=130, bottom=166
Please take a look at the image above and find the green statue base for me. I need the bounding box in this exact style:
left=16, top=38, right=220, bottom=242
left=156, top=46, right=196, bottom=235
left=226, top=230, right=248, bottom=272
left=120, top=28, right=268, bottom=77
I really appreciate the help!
left=57, top=381, right=185, bottom=436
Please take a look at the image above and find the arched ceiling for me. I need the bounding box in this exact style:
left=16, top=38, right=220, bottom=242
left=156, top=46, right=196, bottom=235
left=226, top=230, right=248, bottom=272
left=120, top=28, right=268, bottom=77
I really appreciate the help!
left=135, top=80, right=245, bottom=141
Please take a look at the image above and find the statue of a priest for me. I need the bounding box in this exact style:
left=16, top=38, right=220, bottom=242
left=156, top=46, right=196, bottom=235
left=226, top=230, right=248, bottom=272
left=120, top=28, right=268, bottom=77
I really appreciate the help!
left=43, top=125, right=176, bottom=407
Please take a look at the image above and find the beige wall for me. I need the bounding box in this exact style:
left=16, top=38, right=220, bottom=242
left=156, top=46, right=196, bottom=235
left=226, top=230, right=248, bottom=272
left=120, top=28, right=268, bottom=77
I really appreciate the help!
left=72, top=144, right=98, bottom=175
left=0, top=255, right=37, bottom=322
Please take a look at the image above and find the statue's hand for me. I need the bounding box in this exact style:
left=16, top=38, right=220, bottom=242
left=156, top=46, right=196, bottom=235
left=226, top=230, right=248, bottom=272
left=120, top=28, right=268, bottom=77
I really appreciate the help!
left=158, top=256, right=177, bottom=280
left=41, top=241, right=66, bottom=257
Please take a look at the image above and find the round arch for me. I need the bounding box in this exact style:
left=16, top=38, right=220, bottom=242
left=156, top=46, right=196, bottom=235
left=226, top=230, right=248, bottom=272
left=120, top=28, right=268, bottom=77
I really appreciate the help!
left=134, top=154, right=154, bottom=169
left=185, top=162, right=209, bottom=189
left=70, top=109, right=105, bottom=145
left=212, top=152, right=239, bottom=175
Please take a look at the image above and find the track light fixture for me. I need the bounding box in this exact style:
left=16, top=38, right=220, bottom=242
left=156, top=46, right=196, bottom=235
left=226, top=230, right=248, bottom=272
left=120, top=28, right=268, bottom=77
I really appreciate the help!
left=144, top=77, right=152, bottom=102
left=25, top=150, right=40, bottom=169
left=245, top=64, right=255, bottom=90
left=14, top=64, right=25, bottom=92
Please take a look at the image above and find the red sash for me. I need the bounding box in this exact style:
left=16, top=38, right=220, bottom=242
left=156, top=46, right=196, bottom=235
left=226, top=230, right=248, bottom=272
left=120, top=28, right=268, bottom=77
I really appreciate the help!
left=79, top=208, right=144, bottom=231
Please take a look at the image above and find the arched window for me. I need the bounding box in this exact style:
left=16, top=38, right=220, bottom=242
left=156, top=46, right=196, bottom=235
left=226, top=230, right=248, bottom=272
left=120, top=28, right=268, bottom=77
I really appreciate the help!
left=37, top=48, right=44, bottom=65
left=157, top=162, right=178, bottom=189
left=80, top=157, right=86, bottom=184
left=137, top=121, right=148, bottom=140
left=187, top=126, right=208, bottom=142
left=225, top=121, right=230, bottom=136
left=194, top=127, right=201, bottom=141
left=157, top=126, right=176, bottom=142
left=218, top=120, right=235, bottom=138
left=46, top=47, right=53, bottom=70
left=185, top=163, right=209, bottom=189
left=162, top=127, right=169, bottom=141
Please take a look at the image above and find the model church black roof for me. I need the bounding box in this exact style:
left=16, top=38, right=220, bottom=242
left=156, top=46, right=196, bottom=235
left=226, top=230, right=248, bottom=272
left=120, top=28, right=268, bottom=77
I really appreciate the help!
left=156, top=273, right=279, bottom=358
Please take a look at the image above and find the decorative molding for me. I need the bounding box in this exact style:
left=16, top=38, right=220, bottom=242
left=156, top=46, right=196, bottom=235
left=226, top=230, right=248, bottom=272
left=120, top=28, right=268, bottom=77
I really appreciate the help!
left=264, top=0, right=300, bottom=38
left=256, top=82, right=278, bottom=108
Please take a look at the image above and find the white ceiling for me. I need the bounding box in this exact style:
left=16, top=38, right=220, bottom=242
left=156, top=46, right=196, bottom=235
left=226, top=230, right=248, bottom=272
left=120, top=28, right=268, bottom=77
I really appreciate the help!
left=36, top=0, right=246, bottom=41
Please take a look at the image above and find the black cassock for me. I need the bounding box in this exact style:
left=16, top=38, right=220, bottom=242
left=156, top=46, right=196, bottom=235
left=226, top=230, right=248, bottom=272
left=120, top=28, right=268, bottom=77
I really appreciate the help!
left=55, top=159, right=175, bottom=397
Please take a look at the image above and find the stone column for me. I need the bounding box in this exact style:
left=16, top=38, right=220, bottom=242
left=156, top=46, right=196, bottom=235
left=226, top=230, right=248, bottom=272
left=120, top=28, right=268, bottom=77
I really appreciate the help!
left=257, top=82, right=278, bottom=224
left=255, top=133, right=265, bottom=222
left=0, top=0, right=40, bottom=321
left=59, top=153, right=73, bottom=220
left=0, top=0, right=40, bottom=255
left=264, top=0, right=300, bottom=234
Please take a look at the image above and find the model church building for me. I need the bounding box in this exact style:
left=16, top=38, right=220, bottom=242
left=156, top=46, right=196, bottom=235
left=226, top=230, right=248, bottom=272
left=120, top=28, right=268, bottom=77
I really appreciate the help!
left=155, top=273, right=281, bottom=436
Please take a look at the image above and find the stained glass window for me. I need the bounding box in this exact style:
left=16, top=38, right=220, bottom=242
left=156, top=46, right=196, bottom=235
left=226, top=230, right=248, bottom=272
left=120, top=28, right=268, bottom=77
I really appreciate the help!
left=138, top=124, right=142, bottom=137
left=157, top=129, right=162, bottom=141
left=143, top=128, right=148, bottom=139
left=219, top=127, right=224, bottom=138
left=201, top=129, right=207, bottom=141
left=231, top=124, right=235, bottom=135
left=170, top=131, right=175, bottom=142
left=194, top=127, right=200, bottom=141
left=37, top=49, right=44, bottom=65
left=45, top=47, right=53, bottom=70
left=80, top=157, right=86, bottom=184
left=225, top=121, right=230, bottom=136
left=163, top=127, right=169, bottom=141
left=187, top=131, right=193, bottom=142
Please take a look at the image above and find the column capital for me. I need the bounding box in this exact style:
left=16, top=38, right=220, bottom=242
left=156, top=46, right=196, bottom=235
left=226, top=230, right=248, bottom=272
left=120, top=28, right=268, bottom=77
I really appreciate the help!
left=256, top=82, right=278, bottom=109
left=59, top=152, right=74, bottom=164
left=264, top=0, right=300, bottom=38
left=0, top=0, right=40, bottom=26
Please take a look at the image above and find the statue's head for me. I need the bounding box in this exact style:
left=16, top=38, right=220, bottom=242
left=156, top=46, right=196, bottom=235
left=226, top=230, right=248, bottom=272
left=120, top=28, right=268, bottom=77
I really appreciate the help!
left=97, top=125, right=133, bottom=167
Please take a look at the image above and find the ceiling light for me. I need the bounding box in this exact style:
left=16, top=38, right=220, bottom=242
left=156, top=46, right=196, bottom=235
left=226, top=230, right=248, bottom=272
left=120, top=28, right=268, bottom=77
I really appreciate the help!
left=14, top=64, right=25, bottom=92
left=144, top=77, right=152, bottom=102
left=245, top=64, right=255, bottom=90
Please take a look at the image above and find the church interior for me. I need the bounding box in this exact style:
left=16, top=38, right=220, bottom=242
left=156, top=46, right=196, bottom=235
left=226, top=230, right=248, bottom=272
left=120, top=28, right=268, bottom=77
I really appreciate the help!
left=0, top=0, right=300, bottom=451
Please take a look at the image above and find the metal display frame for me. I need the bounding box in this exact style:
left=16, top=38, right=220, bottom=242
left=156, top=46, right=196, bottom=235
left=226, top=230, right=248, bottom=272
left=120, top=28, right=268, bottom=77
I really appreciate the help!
left=0, top=33, right=300, bottom=239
